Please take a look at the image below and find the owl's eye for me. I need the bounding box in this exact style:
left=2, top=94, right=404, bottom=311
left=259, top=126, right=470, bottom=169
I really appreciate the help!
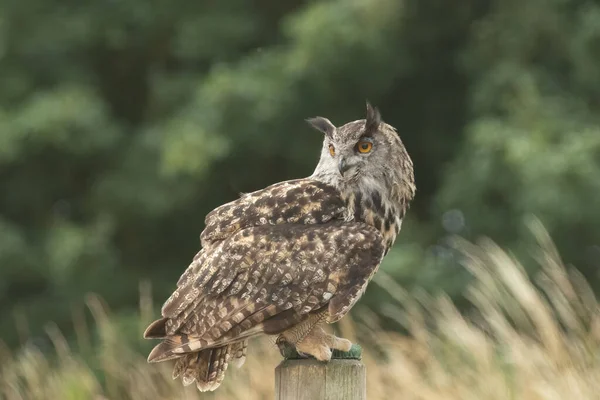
left=356, top=140, right=373, bottom=154
left=328, top=144, right=335, bottom=157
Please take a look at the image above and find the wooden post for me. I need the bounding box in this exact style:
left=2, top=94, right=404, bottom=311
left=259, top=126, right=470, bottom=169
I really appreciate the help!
left=274, top=344, right=366, bottom=400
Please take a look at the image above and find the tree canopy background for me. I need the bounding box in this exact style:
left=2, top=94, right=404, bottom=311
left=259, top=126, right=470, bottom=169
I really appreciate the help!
left=1, top=0, right=600, bottom=349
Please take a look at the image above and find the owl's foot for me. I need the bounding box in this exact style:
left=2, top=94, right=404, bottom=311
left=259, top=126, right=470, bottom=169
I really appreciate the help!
left=294, top=326, right=352, bottom=362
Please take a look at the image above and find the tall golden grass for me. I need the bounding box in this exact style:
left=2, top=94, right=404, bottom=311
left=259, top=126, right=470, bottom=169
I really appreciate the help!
left=2, top=220, right=599, bottom=399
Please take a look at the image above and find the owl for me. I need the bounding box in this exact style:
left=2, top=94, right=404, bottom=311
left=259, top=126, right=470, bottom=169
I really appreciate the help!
left=143, top=103, right=415, bottom=391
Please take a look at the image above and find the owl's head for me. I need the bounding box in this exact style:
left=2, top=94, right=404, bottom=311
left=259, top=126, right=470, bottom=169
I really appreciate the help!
left=308, top=103, right=414, bottom=202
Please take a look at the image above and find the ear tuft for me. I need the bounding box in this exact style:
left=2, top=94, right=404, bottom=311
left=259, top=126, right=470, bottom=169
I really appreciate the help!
left=365, top=101, right=381, bottom=134
left=306, top=117, right=335, bottom=137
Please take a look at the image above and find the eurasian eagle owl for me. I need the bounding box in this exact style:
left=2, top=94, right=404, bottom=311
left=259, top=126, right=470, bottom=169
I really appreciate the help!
left=143, top=103, right=415, bottom=391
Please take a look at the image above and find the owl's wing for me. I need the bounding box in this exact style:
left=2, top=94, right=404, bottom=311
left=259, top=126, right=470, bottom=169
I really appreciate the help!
left=170, top=178, right=345, bottom=298
left=200, top=179, right=346, bottom=247
left=144, top=222, right=384, bottom=362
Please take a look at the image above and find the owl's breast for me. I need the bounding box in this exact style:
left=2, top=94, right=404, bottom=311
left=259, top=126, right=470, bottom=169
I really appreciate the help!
left=341, top=189, right=405, bottom=254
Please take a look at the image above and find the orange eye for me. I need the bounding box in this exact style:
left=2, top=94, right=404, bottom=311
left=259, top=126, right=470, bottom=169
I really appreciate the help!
left=328, top=144, right=335, bottom=157
left=357, top=140, right=373, bottom=153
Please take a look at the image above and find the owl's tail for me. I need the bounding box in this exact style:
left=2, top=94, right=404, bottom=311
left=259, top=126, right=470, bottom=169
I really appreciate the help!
left=144, top=317, right=248, bottom=391
left=169, top=341, right=247, bottom=392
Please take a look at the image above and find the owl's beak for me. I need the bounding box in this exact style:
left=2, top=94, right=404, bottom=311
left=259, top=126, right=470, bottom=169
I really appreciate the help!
left=338, top=157, right=351, bottom=176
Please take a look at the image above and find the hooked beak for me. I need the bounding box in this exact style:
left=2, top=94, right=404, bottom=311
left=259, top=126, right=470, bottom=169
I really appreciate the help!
left=338, top=157, right=351, bottom=176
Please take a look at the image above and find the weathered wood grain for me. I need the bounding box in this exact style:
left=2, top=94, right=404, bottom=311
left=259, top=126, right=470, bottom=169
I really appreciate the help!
left=274, top=357, right=366, bottom=400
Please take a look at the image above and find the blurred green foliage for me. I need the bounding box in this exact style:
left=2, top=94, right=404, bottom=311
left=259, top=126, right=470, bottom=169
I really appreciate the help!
left=1, top=0, right=599, bottom=348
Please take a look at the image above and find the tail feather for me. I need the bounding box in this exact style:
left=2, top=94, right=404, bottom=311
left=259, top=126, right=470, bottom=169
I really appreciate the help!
left=172, top=354, right=192, bottom=380
left=230, top=340, right=248, bottom=368
left=182, top=352, right=205, bottom=386
left=195, top=346, right=230, bottom=391
left=168, top=341, right=247, bottom=392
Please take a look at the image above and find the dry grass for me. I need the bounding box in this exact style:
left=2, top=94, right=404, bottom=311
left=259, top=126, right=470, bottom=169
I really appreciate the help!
left=2, top=220, right=600, bottom=399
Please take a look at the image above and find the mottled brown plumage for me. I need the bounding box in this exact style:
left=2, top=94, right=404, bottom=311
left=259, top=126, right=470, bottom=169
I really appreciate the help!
left=144, top=103, right=415, bottom=391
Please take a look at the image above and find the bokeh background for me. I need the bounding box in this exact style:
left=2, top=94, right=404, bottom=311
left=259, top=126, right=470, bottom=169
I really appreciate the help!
left=2, top=0, right=600, bottom=398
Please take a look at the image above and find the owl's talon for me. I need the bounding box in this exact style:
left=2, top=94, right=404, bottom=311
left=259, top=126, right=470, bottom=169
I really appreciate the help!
left=288, top=325, right=353, bottom=362
left=334, top=338, right=353, bottom=353
left=276, top=336, right=295, bottom=358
